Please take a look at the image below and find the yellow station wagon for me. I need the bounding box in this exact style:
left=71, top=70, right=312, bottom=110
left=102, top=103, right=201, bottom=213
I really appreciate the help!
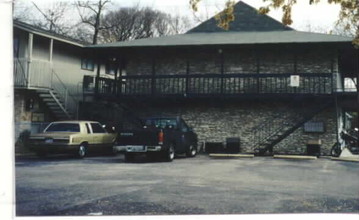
left=28, top=121, right=116, bottom=158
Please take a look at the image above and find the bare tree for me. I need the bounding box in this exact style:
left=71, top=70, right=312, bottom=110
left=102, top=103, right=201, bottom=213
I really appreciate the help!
left=100, top=7, right=139, bottom=42
left=30, top=1, right=70, bottom=34
left=75, top=0, right=111, bottom=44
left=100, top=7, right=192, bottom=43
left=13, top=0, right=32, bottom=22
left=167, top=14, right=192, bottom=35
left=13, top=1, right=71, bottom=35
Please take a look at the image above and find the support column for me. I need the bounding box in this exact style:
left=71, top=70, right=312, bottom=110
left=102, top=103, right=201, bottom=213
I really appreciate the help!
left=95, top=61, right=101, bottom=96
left=49, top=39, right=54, bottom=88
left=27, top=33, right=33, bottom=87
left=49, top=39, right=53, bottom=63
left=256, top=50, right=260, bottom=93
left=151, top=58, right=156, bottom=95
left=219, top=49, right=224, bottom=94
left=186, top=59, right=190, bottom=96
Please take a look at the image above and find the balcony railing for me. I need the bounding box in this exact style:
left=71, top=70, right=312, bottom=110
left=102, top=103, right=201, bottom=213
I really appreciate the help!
left=84, top=73, right=335, bottom=98
left=14, top=58, right=78, bottom=115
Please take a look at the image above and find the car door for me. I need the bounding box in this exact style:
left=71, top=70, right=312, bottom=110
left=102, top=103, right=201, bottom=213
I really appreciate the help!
left=178, top=119, right=194, bottom=152
left=89, top=122, right=107, bottom=152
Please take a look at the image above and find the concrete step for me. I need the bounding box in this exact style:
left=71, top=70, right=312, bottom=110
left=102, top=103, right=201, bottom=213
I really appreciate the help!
left=209, top=153, right=254, bottom=158
left=273, top=155, right=317, bottom=160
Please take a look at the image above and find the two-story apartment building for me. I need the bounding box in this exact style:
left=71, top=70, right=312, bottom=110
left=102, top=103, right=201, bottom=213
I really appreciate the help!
left=13, top=21, right=95, bottom=152
left=81, top=1, right=358, bottom=156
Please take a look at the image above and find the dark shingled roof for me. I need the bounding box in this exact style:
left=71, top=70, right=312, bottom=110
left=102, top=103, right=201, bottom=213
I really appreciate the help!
left=88, top=1, right=353, bottom=48
left=87, top=31, right=353, bottom=48
left=13, top=20, right=87, bottom=47
left=187, top=1, right=293, bottom=33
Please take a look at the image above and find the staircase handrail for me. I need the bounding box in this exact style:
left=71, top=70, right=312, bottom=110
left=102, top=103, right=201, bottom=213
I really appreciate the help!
left=250, top=101, right=333, bottom=150
left=51, top=69, right=78, bottom=116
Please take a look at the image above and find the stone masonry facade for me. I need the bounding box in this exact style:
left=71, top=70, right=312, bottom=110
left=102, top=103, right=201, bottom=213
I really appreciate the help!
left=125, top=100, right=337, bottom=156
left=80, top=99, right=337, bottom=156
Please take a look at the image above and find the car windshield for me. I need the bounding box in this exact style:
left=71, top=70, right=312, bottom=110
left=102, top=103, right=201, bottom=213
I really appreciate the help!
left=145, top=118, right=177, bottom=129
left=45, top=123, right=80, bottom=132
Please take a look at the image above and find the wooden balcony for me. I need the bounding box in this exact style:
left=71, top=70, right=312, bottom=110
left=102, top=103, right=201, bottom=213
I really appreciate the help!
left=84, top=73, right=336, bottom=100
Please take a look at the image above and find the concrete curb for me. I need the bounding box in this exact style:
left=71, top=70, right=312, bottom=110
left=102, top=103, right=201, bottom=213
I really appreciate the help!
left=209, top=153, right=254, bottom=158
left=331, top=157, right=359, bottom=162
left=273, top=155, right=317, bottom=160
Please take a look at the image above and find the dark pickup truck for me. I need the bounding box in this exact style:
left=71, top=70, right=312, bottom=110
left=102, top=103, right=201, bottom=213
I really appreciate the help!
left=113, top=116, right=198, bottom=162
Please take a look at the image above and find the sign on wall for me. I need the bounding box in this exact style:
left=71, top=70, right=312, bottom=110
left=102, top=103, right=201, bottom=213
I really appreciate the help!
left=290, top=75, right=300, bottom=87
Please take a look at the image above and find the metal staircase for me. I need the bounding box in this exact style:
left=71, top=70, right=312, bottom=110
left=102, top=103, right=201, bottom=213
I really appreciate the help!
left=251, top=101, right=333, bottom=155
left=36, top=89, right=73, bottom=120
left=14, top=58, right=77, bottom=120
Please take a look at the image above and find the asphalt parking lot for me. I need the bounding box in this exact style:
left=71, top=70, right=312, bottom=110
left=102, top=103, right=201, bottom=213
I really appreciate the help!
left=15, top=153, right=359, bottom=216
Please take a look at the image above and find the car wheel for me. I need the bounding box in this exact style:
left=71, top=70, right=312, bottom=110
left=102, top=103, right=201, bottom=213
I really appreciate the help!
left=186, top=144, right=197, bottom=157
left=77, top=144, right=87, bottom=159
left=124, top=152, right=134, bottom=162
left=164, top=144, right=175, bottom=162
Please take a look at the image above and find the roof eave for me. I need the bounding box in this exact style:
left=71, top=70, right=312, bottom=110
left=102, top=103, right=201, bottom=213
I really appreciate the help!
left=14, top=23, right=84, bottom=47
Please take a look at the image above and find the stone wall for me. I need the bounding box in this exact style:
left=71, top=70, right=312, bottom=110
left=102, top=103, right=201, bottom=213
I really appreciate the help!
left=14, top=90, right=54, bottom=154
left=118, top=100, right=337, bottom=155
left=274, top=109, right=337, bottom=155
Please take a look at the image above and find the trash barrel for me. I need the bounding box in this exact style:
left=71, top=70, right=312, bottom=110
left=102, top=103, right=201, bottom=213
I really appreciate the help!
left=205, top=142, right=224, bottom=153
left=307, top=139, right=322, bottom=157
left=226, top=138, right=241, bottom=154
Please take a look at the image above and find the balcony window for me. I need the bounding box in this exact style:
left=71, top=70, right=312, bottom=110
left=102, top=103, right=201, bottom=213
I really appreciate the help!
left=106, top=62, right=117, bottom=75
left=81, top=58, right=94, bottom=71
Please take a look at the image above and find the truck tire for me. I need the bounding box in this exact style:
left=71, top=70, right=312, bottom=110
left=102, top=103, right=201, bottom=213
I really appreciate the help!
left=76, top=144, right=87, bottom=159
left=186, top=144, right=197, bottom=157
left=164, top=144, right=175, bottom=162
left=124, top=152, right=135, bottom=162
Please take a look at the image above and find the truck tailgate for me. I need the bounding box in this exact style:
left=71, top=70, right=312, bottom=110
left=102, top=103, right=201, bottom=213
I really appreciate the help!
left=117, top=129, right=159, bottom=146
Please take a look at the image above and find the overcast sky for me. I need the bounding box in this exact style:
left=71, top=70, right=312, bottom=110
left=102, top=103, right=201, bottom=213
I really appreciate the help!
left=26, top=0, right=341, bottom=33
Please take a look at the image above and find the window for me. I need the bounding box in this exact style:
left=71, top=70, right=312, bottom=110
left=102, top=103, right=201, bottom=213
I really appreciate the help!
left=45, top=123, right=80, bottom=132
left=90, top=123, right=106, bottom=133
left=81, top=58, right=94, bottom=71
left=145, top=118, right=177, bottom=129
left=106, top=62, right=117, bottom=75
left=304, top=122, right=325, bottom=133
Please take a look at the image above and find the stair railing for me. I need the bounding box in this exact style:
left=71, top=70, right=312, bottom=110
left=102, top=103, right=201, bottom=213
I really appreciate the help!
left=14, top=58, right=78, bottom=118
left=50, top=69, right=78, bottom=118
left=14, top=58, right=28, bottom=87
left=250, top=101, right=332, bottom=153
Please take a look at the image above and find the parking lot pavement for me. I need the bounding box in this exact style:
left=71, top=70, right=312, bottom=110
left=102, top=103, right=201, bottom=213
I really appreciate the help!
left=15, top=154, right=359, bottom=216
